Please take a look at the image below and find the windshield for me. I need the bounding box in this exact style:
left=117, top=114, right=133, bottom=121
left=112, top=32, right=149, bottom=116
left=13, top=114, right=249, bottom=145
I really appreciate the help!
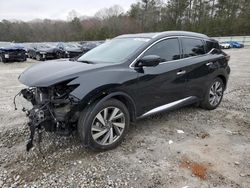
left=78, top=38, right=150, bottom=64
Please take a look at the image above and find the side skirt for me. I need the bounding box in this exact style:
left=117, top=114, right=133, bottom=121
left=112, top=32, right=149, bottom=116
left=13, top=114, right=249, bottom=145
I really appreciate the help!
left=138, top=96, right=198, bottom=118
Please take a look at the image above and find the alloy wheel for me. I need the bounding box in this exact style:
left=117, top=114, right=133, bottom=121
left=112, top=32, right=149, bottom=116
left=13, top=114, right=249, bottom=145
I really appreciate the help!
left=209, top=81, right=223, bottom=106
left=91, top=107, right=125, bottom=146
left=36, top=54, right=41, bottom=61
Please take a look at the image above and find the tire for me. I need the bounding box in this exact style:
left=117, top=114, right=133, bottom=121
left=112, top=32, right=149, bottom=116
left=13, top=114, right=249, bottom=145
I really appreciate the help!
left=36, top=54, right=41, bottom=61
left=21, top=57, right=27, bottom=62
left=200, top=78, right=224, bottom=110
left=57, top=52, right=63, bottom=59
left=0, top=55, right=5, bottom=63
left=78, top=98, right=130, bottom=151
left=36, top=54, right=44, bottom=61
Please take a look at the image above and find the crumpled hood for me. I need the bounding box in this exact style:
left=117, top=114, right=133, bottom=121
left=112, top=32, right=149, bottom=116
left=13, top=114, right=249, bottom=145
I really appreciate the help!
left=18, top=59, right=110, bottom=87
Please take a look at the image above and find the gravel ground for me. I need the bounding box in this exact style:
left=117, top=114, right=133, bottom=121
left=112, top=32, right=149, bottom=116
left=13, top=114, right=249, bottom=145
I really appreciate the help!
left=0, top=49, right=249, bottom=188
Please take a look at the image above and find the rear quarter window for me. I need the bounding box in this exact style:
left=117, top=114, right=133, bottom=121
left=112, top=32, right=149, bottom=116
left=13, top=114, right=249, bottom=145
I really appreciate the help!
left=182, top=38, right=205, bottom=58
left=205, top=40, right=220, bottom=53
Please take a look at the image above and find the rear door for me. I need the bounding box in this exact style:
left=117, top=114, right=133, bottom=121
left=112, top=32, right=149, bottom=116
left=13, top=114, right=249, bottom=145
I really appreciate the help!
left=180, top=38, right=219, bottom=98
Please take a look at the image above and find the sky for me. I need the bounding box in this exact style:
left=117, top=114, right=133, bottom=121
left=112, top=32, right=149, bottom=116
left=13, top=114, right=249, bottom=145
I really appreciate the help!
left=0, top=0, right=137, bottom=21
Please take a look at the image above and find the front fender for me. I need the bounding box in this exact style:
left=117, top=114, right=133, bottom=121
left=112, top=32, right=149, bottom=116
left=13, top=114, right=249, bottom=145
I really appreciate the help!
left=68, top=68, right=138, bottom=100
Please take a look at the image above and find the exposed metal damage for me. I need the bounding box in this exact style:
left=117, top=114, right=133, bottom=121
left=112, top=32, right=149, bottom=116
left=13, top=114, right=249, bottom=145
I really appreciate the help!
left=16, top=82, right=80, bottom=151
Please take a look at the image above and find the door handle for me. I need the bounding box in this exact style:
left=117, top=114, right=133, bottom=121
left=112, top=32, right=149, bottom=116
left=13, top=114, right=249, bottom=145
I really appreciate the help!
left=206, top=62, right=213, bottom=66
left=177, top=70, right=186, bottom=75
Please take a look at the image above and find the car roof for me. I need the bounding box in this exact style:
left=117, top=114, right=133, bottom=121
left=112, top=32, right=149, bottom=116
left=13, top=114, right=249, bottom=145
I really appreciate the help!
left=116, top=31, right=209, bottom=40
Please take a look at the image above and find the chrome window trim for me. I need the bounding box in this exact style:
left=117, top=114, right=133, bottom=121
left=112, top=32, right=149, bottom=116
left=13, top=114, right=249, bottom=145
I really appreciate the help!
left=129, top=35, right=209, bottom=69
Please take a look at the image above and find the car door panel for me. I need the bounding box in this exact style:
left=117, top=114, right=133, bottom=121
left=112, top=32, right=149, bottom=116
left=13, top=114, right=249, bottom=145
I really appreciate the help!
left=185, top=54, right=225, bottom=98
left=135, top=60, right=189, bottom=116
left=133, top=37, right=198, bottom=116
left=179, top=37, right=218, bottom=99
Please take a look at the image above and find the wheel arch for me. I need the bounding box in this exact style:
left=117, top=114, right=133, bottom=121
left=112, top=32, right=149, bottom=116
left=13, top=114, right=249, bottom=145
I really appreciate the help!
left=217, top=75, right=227, bottom=89
left=77, top=90, right=137, bottom=122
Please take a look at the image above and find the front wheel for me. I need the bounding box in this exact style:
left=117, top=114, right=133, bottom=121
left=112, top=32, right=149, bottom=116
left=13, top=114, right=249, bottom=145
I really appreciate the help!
left=200, top=78, right=224, bottom=110
left=0, top=55, right=6, bottom=63
left=36, top=54, right=44, bottom=61
left=78, top=99, right=130, bottom=151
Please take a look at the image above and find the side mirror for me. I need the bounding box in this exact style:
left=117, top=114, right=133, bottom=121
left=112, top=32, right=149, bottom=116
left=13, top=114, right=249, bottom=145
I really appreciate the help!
left=136, top=55, right=161, bottom=67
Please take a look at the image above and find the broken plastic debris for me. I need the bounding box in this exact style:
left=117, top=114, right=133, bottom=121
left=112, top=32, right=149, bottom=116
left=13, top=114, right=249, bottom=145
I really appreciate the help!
left=169, top=140, right=173, bottom=144
left=182, top=186, right=190, bottom=188
left=177, top=130, right=185, bottom=134
left=225, top=130, right=232, bottom=134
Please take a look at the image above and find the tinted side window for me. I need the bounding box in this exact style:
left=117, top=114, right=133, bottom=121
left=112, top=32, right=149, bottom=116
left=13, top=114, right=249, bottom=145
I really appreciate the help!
left=143, top=38, right=181, bottom=61
left=182, top=38, right=205, bottom=58
left=205, top=40, right=220, bottom=52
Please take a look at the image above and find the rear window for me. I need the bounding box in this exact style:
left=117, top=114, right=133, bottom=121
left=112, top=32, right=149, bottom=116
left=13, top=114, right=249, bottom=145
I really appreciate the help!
left=182, top=38, right=205, bottom=58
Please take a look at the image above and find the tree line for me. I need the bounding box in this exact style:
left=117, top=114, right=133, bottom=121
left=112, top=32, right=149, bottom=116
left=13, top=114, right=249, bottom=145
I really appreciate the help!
left=0, top=0, right=250, bottom=42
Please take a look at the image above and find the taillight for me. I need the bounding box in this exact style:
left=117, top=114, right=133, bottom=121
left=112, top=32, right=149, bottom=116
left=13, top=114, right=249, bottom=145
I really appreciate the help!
left=221, top=51, right=230, bottom=61
left=225, top=55, right=230, bottom=61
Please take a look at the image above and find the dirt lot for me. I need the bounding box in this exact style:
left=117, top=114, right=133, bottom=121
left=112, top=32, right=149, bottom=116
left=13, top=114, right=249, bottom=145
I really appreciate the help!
left=0, top=48, right=249, bottom=188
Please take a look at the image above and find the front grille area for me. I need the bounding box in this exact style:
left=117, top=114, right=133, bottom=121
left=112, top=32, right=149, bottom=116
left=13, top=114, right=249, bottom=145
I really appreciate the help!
left=7, top=50, right=26, bottom=59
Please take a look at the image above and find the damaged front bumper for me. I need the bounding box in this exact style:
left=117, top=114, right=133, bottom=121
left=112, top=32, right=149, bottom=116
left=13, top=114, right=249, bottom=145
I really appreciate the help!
left=16, top=85, right=80, bottom=151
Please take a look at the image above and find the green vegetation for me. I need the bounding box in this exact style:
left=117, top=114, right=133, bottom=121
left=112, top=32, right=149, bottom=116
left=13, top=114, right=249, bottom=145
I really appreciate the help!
left=0, top=0, right=249, bottom=42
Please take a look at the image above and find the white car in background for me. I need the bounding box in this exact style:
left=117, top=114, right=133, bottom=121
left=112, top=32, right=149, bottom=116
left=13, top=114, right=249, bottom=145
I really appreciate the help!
left=220, top=42, right=231, bottom=49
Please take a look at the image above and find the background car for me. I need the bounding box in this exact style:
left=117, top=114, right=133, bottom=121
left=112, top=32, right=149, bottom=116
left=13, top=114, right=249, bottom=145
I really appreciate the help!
left=80, top=41, right=104, bottom=53
left=28, top=43, right=59, bottom=61
left=220, top=42, right=231, bottom=49
left=56, top=42, right=83, bottom=58
left=68, top=41, right=105, bottom=61
left=224, top=41, right=244, bottom=48
left=0, top=43, right=27, bottom=63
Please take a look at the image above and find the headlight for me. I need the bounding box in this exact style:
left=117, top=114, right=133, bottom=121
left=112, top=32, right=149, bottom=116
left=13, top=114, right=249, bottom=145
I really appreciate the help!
left=54, top=83, right=79, bottom=99
left=35, top=88, right=49, bottom=104
left=4, top=54, right=9, bottom=58
left=65, top=51, right=69, bottom=54
left=40, top=52, right=47, bottom=54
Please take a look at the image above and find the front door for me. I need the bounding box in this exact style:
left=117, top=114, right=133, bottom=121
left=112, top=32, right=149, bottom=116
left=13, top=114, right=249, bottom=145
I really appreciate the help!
left=134, top=38, right=189, bottom=116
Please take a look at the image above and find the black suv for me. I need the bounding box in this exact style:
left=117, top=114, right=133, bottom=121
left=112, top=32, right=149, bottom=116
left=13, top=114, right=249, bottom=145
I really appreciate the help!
left=28, top=43, right=59, bottom=61
left=0, top=44, right=27, bottom=63
left=18, top=31, right=230, bottom=151
left=56, top=42, right=83, bottom=58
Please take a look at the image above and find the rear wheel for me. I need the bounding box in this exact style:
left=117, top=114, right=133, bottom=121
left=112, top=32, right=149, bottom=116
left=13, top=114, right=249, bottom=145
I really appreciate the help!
left=78, top=99, right=130, bottom=151
left=200, top=78, right=224, bottom=110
